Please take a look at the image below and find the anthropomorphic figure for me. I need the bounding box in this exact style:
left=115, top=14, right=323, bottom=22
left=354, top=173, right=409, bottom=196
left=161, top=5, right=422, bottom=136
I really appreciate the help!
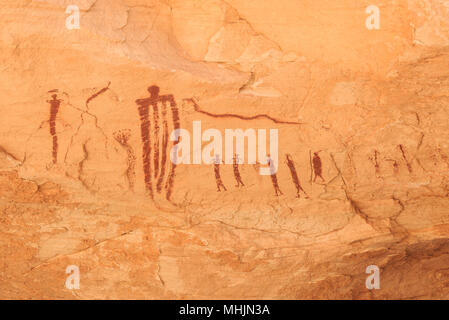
left=269, top=157, right=283, bottom=196
left=214, top=154, right=227, bottom=192
left=113, top=129, right=137, bottom=192
left=233, top=154, right=245, bottom=187
left=312, top=152, right=325, bottom=183
left=47, top=94, right=62, bottom=164
left=285, top=154, right=308, bottom=198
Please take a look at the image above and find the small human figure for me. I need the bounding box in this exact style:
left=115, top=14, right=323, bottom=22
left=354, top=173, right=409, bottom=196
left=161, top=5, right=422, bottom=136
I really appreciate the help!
left=268, top=157, right=283, bottom=196
left=312, top=152, right=325, bottom=183
left=214, top=154, right=227, bottom=192
left=392, top=160, right=399, bottom=174
left=285, top=154, right=308, bottom=198
left=47, top=94, right=62, bottom=164
left=136, top=85, right=163, bottom=179
left=233, top=154, right=245, bottom=187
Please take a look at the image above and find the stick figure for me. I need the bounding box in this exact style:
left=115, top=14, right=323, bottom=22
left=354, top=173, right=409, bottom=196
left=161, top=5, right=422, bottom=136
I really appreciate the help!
left=233, top=154, right=245, bottom=187
left=214, top=154, right=227, bottom=192
left=285, top=154, right=308, bottom=198
left=268, top=157, right=283, bottom=196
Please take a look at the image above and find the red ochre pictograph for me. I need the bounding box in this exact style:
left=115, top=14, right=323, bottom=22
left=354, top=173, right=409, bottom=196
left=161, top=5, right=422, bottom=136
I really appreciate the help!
left=43, top=85, right=416, bottom=201
left=233, top=154, right=245, bottom=188
left=136, top=85, right=180, bottom=201
left=286, top=154, right=308, bottom=198
left=113, top=129, right=137, bottom=192
left=269, top=157, right=283, bottom=196
left=214, top=154, right=227, bottom=192
left=47, top=92, right=62, bottom=164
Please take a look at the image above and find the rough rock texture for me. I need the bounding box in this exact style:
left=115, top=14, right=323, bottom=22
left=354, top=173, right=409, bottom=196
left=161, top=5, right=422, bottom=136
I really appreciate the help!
left=1, top=0, right=449, bottom=299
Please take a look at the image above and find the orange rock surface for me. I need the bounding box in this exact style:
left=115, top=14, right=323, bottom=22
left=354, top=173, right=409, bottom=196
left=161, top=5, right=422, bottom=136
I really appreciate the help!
left=1, top=0, right=449, bottom=299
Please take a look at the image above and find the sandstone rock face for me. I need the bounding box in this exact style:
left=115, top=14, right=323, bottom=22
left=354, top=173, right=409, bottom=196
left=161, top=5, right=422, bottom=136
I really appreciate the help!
left=1, top=0, right=449, bottom=299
